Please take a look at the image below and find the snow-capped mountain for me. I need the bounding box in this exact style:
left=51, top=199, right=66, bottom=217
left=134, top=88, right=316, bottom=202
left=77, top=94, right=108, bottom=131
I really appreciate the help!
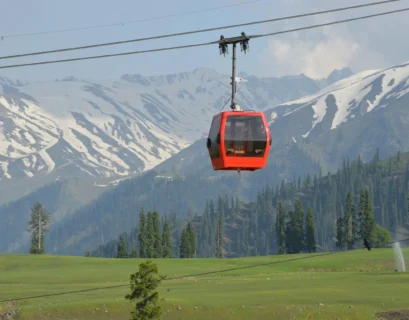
left=154, top=60, right=409, bottom=179
left=0, top=67, right=336, bottom=199
left=263, top=60, right=409, bottom=171
left=0, top=69, right=245, bottom=181
left=268, top=63, right=409, bottom=132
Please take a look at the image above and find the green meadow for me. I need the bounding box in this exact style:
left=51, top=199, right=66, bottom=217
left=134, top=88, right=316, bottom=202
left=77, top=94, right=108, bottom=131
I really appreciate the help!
left=0, top=248, right=408, bottom=319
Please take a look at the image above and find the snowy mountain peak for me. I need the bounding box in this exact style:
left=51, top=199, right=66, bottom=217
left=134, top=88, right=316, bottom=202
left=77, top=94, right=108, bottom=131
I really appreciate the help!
left=270, top=61, right=409, bottom=139
left=120, top=67, right=219, bottom=87
left=0, top=68, right=325, bottom=185
left=0, top=67, right=355, bottom=192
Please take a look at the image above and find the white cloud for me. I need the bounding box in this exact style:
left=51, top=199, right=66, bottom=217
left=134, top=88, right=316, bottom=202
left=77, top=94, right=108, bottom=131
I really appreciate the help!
left=261, top=34, right=359, bottom=79
left=254, top=0, right=409, bottom=79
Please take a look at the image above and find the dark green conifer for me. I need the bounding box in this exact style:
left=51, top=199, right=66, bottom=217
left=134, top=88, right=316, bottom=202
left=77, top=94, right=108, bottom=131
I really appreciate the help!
left=138, top=208, right=147, bottom=258
left=275, top=201, right=286, bottom=254
left=117, top=233, right=128, bottom=258
left=152, top=211, right=163, bottom=258
left=305, top=207, right=316, bottom=253
left=162, top=221, right=173, bottom=258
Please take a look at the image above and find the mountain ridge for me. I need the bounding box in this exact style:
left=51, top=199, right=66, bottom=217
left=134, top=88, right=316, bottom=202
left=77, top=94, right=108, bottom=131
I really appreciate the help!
left=0, top=67, right=344, bottom=203
left=5, top=58, right=409, bottom=255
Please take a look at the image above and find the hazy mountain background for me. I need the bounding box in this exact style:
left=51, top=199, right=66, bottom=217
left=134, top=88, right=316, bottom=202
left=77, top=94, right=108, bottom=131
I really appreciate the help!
left=0, top=67, right=351, bottom=203
left=7, top=60, right=409, bottom=255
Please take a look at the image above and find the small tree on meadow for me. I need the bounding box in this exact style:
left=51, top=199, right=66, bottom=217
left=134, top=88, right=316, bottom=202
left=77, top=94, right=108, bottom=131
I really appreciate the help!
left=125, top=260, right=166, bottom=320
left=27, top=202, right=50, bottom=254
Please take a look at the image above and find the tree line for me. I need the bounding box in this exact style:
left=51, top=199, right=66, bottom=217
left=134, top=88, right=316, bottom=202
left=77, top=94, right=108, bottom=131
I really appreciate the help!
left=275, top=200, right=317, bottom=254
left=112, top=209, right=197, bottom=259
left=335, top=190, right=391, bottom=250
left=92, top=149, right=406, bottom=259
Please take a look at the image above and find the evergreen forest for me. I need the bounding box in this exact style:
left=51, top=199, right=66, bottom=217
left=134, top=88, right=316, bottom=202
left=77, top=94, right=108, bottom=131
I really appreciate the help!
left=91, top=150, right=409, bottom=258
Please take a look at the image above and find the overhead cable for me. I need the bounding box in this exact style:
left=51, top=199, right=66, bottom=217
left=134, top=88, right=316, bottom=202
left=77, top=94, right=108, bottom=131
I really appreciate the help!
left=0, top=0, right=267, bottom=39
left=0, top=7, right=408, bottom=70
left=0, top=0, right=401, bottom=61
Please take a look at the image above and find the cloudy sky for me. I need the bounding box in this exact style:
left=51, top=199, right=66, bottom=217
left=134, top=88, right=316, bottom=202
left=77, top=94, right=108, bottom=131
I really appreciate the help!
left=0, top=0, right=407, bottom=82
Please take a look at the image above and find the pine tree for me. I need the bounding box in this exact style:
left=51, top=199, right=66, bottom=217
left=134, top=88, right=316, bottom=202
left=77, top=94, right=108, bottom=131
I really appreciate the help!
left=125, top=260, right=165, bottom=320
left=152, top=211, right=163, bottom=258
left=275, top=201, right=286, bottom=254
left=146, top=211, right=155, bottom=258
left=336, top=216, right=345, bottom=250
left=305, top=207, right=316, bottom=253
left=162, top=221, right=173, bottom=258
left=27, top=202, right=50, bottom=254
left=138, top=208, right=147, bottom=258
left=358, top=189, right=367, bottom=239
left=359, top=189, right=376, bottom=241
left=179, top=228, right=189, bottom=258
left=293, top=199, right=305, bottom=253
left=365, top=190, right=376, bottom=241
left=216, top=213, right=223, bottom=258
left=351, top=194, right=359, bottom=244
left=285, top=210, right=295, bottom=254
left=117, top=233, right=128, bottom=258
left=186, top=219, right=196, bottom=258
left=344, top=192, right=358, bottom=249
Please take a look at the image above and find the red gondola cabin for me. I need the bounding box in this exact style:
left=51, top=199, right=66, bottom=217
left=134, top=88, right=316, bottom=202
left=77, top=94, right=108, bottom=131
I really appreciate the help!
left=206, top=111, right=271, bottom=171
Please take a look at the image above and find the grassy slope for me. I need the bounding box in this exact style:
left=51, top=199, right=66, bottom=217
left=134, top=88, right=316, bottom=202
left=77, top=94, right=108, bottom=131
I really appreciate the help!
left=1, top=249, right=409, bottom=320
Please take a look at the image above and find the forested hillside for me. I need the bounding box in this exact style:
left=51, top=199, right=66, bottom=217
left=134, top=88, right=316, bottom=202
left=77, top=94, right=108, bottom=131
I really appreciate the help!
left=46, top=171, right=244, bottom=255
left=36, top=140, right=319, bottom=255
left=92, top=149, right=409, bottom=258
left=0, top=177, right=102, bottom=253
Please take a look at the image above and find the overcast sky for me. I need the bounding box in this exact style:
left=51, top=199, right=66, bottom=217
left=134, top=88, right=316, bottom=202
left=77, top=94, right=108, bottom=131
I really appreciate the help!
left=0, top=0, right=408, bottom=82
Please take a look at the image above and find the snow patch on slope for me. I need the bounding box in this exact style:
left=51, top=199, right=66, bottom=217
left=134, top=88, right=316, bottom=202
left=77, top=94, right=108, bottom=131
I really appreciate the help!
left=0, top=68, right=280, bottom=181
left=368, top=64, right=409, bottom=111
left=38, top=149, right=55, bottom=173
left=302, top=98, right=328, bottom=138
left=274, top=62, right=409, bottom=138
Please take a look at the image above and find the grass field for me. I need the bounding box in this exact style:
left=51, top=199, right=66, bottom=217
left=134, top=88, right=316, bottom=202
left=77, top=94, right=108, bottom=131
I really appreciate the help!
left=0, top=248, right=409, bottom=320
